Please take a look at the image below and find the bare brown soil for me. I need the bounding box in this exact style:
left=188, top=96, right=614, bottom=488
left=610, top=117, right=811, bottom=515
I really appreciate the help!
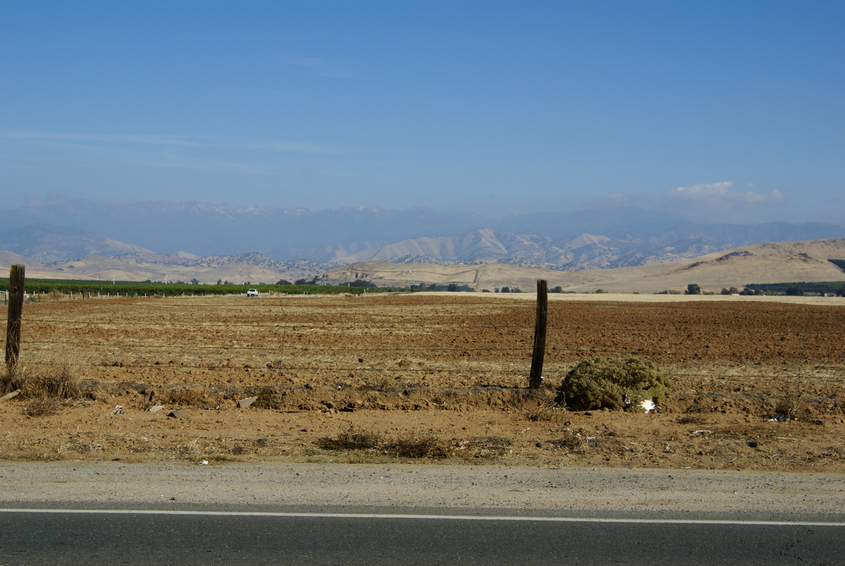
left=1, top=294, right=844, bottom=471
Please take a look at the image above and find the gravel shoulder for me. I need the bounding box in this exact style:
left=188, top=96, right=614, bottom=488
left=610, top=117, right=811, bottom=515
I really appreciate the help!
left=2, top=461, right=844, bottom=523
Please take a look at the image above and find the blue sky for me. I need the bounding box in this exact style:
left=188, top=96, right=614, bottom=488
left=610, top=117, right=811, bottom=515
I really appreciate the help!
left=1, top=1, right=843, bottom=224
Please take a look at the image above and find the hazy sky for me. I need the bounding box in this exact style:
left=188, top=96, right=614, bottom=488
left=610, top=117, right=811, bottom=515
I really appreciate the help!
left=1, top=1, right=843, bottom=224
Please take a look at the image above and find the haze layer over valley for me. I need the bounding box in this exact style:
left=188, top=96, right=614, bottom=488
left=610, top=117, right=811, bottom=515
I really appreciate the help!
left=1, top=200, right=845, bottom=294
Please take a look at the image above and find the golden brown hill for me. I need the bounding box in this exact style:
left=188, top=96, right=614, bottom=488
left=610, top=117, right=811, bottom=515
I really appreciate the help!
left=320, top=239, right=845, bottom=293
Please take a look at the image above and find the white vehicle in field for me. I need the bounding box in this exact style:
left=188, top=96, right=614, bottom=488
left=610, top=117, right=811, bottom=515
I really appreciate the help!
left=246, top=289, right=259, bottom=297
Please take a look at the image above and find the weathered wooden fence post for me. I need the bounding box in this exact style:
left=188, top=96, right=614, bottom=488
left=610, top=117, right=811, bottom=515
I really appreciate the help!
left=529, top=279, right=548, bottom=389
left=6, top=265, right=25, bottom=373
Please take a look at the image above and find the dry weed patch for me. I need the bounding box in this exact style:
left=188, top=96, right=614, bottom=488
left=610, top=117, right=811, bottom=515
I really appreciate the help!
left=316, top=429, right=383, bottom=451
left=387, top=434, right=450, bottom=459
left=24, top=397, right=61, bottom=417
left=551, top=430, right=586, bottom=451
left=3, top=356, right=81, bottom=420
left=525, top=401, right=563, bottom=422
left=174, top=438, right=205, bottom=461
left=456, top=436, right=512, bottom=459
left=315, top=429, right=453, bottom=459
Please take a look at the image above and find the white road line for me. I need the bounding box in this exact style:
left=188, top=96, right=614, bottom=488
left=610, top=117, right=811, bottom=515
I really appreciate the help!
left=1, top=508, right=844, bottom=527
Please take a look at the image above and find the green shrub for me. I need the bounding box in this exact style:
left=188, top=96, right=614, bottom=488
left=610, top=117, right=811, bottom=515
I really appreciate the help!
left=557, top=355, right=673, bottom=412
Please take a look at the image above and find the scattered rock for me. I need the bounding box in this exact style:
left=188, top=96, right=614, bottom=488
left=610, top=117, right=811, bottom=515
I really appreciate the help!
left=238, top=396, right=258, bottom=408
left=148, top=404, right=165, bottom=413
left=168, top=409, right=189, bottom=419
left=0, top=389, right=21, bottom=403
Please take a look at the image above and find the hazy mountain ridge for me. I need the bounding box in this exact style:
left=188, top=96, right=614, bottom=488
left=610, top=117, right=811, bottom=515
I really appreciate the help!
left=0, top=223, right=153, bottom=264
left=343, top=230, right=740, bottom=271
left=320, top=239, right=845, bottom=293
left=1, top=200, right=844, bottom=274
left=102, top=251, right=336, bottom=278
left=0, top=199, right=491, bottom=258
left=4, top=236, right=845, bottom=294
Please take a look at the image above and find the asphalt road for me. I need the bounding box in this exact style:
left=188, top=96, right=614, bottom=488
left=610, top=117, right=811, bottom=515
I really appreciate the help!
left=1, top=462, right=844, bottom=564
left=2, top=508, right=844, bottom=565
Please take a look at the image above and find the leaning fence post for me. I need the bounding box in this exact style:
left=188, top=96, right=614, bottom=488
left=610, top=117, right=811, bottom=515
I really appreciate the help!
left=6, top=265, right=25, bottom=373
left=529, top=279, right=548, bottom=389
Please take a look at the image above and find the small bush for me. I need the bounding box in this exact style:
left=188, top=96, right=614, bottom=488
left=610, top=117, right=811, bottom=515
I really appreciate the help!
left=557, top=355, right=673, bottom=412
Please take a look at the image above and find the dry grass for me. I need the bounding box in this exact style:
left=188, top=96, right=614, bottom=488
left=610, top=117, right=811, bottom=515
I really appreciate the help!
left=456, top=436, right=512, bottom=459
left=2, top=358, right=81, bottom=400
left=0, top=365, right=21, bottom=395
left=550, top=430, right=588, bottom=451
left=316, top=429, right=383, bottom=450
left=386, top=435, right=451, bottom=459
left=174, top=438, right=204, bottom=461
left=315, top=428, right=453, bottom=459
left=774, top=379, right=808, bottom=420
left=24, top=397, right=61, bottom=417
left=525, top=401, right=563, bottom=422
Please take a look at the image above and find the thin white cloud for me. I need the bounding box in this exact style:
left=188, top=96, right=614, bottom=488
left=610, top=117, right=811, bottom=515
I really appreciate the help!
left=661, top=181, right=787, bottom=222
left=281, top=55, right=359, bottom=78
left=671, top=181, right=784, bottom=205
left=595, top=181, right=790, bottom=223
left=0, top=129, right=362, bottom=184
left=672, top=181, right=733, bottom=199
left=0, top=129, right=341, bottom=155
left=0, top=129, right=202, bottom=147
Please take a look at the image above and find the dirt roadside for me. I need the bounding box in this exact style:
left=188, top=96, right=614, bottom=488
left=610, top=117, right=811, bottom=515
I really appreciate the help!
left=2, top=461, right=844, bottom=521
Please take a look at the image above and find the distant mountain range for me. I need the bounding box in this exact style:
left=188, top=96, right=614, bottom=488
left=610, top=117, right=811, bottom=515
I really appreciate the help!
left=1, top=199, right=845, bottom=273
left=319, top=239, right=845, bottom=293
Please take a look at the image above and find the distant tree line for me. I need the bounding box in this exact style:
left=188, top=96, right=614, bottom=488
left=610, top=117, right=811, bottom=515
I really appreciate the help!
left=409, top=282, right=474, bottom=292
left=0, top=278, right=395, bottom=298
left=495, top=286, right=523, bottom=293
left=743, top=281, right=845, bottom=296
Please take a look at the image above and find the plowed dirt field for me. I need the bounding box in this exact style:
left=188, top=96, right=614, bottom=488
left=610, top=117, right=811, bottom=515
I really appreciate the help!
left=2, top=293, right=844, bottom=471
